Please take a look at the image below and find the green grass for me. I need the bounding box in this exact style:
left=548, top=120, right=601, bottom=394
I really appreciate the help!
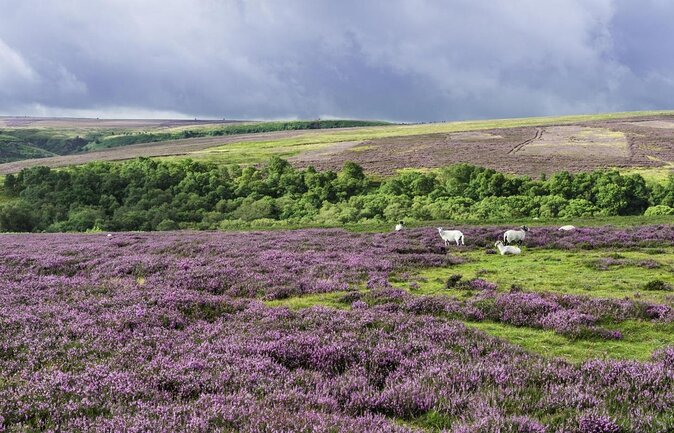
left=621, top=166, right=674, bottom=185
left=398, top=411, right=454, bottom=431
left=414, top=248, right=674, bottom=302
left=467, top=320, right=674, bottom=362
left=264, top=291, right=352, bottom=310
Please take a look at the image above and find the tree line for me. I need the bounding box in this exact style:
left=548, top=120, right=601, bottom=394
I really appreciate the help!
left=1, top=157, right=673, bottom=232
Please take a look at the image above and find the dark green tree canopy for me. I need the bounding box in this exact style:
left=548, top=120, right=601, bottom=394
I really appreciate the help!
left=0, top=157, right=668, bottom=232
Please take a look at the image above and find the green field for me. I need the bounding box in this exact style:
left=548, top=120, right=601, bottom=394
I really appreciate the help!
left=414, top=248, right=674, bottom=302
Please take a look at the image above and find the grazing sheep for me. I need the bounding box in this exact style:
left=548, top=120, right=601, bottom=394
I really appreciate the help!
left=395, top=221, right=404, bottom=231
left=107, top=233, right=112, bottom=238
left=495, top=240, right=521, bottom=255
left=558, top=225, right=576, bottom=231
left=437, top=227, right=465, bottom=246
left=503, top=226, right=529, bottom=245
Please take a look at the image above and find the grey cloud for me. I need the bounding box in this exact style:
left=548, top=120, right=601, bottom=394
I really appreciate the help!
left=0, top=0, right=671, bottom=121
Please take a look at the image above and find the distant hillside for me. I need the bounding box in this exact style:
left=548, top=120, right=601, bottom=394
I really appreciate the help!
left=0, top=134, right=57, bottom=163
left=0, top=119, right=389, bottom=164
left=1, top=111, right=674, bottom=178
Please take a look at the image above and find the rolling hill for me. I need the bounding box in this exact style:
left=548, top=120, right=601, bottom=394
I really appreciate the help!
left=1, top=111, right=674, bottom=178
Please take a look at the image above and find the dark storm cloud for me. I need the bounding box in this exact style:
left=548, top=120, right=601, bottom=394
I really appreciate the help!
left=0, top=0, right=671, bottom=121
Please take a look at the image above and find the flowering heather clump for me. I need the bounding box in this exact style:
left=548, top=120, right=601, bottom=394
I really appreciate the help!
left=645, top=304, right=672, bottom=320
left=466, top=278, right=498, bottom=291
left=579, top=414, right=622, bottom=433
left=652, top=346, right=674, bottom=367
left=351, top=300, right=368, bottom=309
left=540, top=309, right=598, bottom=337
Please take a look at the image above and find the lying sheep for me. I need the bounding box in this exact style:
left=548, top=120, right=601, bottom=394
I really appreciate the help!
left=495, top=240, right=521, bottom=255
left=437, top=227, right=464, bottom=246
left=395, top=221, right=404, bottom=231
left=503, top=226, right=529, bottom=245
left=558, top=225, right=576, bottom=231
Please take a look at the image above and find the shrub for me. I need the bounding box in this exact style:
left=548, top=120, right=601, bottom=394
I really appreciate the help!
left=156, top=219, right=179, bottom=231
left=643, top=279, right=673, bottom=291
left=644, top=204, right=674, bottom=216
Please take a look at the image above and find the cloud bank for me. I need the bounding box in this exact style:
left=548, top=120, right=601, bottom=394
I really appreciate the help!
left=0, top=0, right=672, bottom=121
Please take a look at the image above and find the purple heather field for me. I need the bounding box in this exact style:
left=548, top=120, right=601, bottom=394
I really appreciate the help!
left=1, top=225, right=674, bottom=432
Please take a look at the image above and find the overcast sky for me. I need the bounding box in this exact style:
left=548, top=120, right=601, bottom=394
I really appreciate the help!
left=0, top=0, right=672, bottom=122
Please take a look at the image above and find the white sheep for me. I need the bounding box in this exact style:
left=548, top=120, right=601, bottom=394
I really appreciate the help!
left=558, top=225, right=576, bottom=231
left=437, top=227, right=464, bottom=246
left=395, top=221, right=404, bottom=231
left=495, top=240, right=521, bottom=255
left=503, top=225, right=529, bottom=245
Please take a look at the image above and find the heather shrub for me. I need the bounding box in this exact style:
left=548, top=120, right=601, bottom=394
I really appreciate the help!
left=445, top=274, right=463, bottom=289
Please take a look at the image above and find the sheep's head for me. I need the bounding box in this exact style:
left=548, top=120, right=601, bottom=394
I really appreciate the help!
left=437, top=227, right=443, bottom=232
left=495, top=241, right=503, bottom=246
left=521, top=225, right=530, bottom=232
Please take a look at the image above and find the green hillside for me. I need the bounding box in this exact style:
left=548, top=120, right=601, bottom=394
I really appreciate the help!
left=0, top=119, right=390, bottom=163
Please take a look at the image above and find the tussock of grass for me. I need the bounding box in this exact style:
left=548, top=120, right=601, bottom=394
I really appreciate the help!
left=264, top=291, right=352, bottom=310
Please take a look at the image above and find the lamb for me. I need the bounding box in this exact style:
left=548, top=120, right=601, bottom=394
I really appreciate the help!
left=395, top=221, right=404, bottom=231
left=558, top=225, right=576, bottom=231
left=437, top=227, right=464, bottom=246
left=495, top=240, right=521, bottom=255
left=503, top=226, right=529, bottom=245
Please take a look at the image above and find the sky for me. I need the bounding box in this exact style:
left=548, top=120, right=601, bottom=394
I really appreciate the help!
left=0, top=0, right=673, bottom=122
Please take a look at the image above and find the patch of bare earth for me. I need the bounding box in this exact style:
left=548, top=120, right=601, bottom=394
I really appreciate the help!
left=516, top=126, right=630, bottom=158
